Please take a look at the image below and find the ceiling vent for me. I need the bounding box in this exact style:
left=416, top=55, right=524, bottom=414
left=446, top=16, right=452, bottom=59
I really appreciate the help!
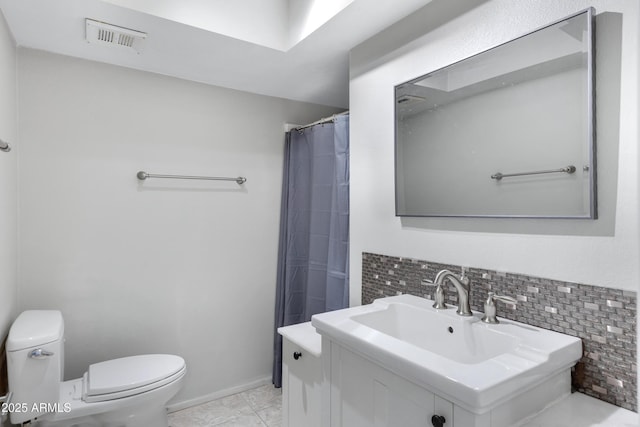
left=85, top=19, right=147, bottom=53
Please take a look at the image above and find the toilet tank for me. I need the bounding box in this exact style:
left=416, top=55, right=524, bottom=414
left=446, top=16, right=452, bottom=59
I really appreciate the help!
left=6, top=310, right=65, bottom=425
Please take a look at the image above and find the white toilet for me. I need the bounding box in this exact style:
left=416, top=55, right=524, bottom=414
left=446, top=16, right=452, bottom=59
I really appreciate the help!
left=6, top=310, right=186, bottom=426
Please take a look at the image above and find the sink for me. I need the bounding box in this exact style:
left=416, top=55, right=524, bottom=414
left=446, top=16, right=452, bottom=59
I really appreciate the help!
left=351, top=302, right=519, bottom=364
left=311, top=294, right=582, bottom=413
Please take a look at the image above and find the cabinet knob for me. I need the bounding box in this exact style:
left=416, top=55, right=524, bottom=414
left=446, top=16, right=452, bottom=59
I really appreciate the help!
left=431, top=414, right=446, bottom=427
left=293, top=351, right=302, bottom=360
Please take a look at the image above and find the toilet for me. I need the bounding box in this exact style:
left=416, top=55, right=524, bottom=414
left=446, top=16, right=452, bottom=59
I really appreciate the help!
left=6, top=310, right=186, bottom=426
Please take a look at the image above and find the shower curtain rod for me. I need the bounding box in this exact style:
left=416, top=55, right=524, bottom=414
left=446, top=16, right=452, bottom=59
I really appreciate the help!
left=293, top=111, right=349, bottom=132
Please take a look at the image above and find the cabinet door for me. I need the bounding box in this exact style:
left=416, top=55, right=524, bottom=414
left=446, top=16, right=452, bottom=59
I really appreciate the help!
left=330, top=344, right=454, bottom=427
left=283, top=338, right=322, bottom=427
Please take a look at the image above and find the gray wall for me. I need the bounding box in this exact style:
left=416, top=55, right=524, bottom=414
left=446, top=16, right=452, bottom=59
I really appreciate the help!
left=16, top=48, right=340, bottom=406
left=349, top=0, right=638, bottom=297
left=0, top=9, right=17, bottom=348
left=349, top=0, right=639, bottom=419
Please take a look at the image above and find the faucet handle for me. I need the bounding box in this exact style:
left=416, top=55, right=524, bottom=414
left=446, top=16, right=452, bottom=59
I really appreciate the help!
left=481, top=292, right=516, bottom=324
left=492, top=294, right=516, bottom=305
left=421, top=279, right=447, bottom=309
left=432, top=283, right=447, bottom=309
left=459, top=275, right=470, bottom=286
left=460, top=267, right=470, bottom=285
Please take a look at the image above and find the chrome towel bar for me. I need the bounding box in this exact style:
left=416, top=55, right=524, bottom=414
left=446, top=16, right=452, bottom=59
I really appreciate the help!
left=491, top=165, right=576, bottom=181
left=137, top=171, right=246, bottom=184
left=0, top=138, right=10, bottom=152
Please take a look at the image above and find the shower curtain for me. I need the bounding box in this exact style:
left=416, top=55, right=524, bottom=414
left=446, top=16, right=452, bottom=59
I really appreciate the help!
left=272, top=114, right=349, bottom=387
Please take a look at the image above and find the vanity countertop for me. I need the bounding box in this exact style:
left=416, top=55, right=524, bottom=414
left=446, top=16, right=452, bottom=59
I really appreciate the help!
left=521, top=392, right=637, bottom=427
left=277, top=321, right=321, bottom=357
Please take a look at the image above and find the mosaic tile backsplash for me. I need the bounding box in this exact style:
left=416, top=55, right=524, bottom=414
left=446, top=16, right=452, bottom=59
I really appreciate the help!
left=362, top=252, right=637, bottom=412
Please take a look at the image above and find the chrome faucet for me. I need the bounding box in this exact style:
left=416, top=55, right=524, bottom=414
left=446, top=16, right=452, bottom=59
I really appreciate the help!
left=481, top=292, right=517, bottom=324
left=432, top=269, right=472, bottom=316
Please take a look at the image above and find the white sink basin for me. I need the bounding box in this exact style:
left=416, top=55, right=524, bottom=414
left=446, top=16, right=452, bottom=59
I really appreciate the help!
left=311, top=294, right=582, bottom=413
left=351, top=301, right=520, bottom=364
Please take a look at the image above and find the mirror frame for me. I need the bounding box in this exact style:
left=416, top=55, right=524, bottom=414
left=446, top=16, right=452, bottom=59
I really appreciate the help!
left=394, top=8, right=596, bottom=219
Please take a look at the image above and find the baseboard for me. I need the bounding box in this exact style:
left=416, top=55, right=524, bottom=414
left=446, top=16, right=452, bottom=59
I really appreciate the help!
left=167, top=375, right=272, bottom=413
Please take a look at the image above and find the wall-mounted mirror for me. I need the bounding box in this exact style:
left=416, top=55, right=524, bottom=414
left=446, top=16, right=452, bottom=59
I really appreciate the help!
left=395, top=8, right=596, bottom=218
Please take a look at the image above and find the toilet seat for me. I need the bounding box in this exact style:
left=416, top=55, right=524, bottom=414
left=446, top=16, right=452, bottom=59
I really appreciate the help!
left=82, top=354, right=186, bottom=403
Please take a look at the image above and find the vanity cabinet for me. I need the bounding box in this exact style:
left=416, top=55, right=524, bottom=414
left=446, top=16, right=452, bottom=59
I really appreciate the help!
left=323, top=338, right=464, bottom=427
left=278, top=322, right=323, bottom=427
left=313, top=294, right=580, bottom=427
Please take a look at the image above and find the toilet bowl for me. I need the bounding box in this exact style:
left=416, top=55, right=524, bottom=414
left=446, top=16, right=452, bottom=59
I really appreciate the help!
left=6, top=310, right=186, bottom=427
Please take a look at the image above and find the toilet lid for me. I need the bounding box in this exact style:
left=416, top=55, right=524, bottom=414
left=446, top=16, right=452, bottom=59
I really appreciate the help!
left=84, top=354, right=185, bottom=402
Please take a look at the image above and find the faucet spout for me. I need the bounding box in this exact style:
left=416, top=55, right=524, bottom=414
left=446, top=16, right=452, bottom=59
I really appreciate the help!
left=434, top=269, right=472, bottom=316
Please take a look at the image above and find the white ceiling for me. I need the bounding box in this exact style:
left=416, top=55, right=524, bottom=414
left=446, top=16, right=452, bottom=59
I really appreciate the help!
left=0, top=0, right=434, bottom=108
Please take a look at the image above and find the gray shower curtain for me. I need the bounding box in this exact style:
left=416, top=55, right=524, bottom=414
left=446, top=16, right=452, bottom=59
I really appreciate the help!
left=272, top=114, right=349, bottom=387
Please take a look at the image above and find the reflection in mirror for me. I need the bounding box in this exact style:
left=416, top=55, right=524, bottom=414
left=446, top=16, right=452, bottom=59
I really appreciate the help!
left=395, top=8, right=596, bottom=218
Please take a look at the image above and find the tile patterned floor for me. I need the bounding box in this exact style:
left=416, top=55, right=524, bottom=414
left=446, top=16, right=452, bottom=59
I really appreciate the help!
left=168, top=385, right=282, bottom=427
